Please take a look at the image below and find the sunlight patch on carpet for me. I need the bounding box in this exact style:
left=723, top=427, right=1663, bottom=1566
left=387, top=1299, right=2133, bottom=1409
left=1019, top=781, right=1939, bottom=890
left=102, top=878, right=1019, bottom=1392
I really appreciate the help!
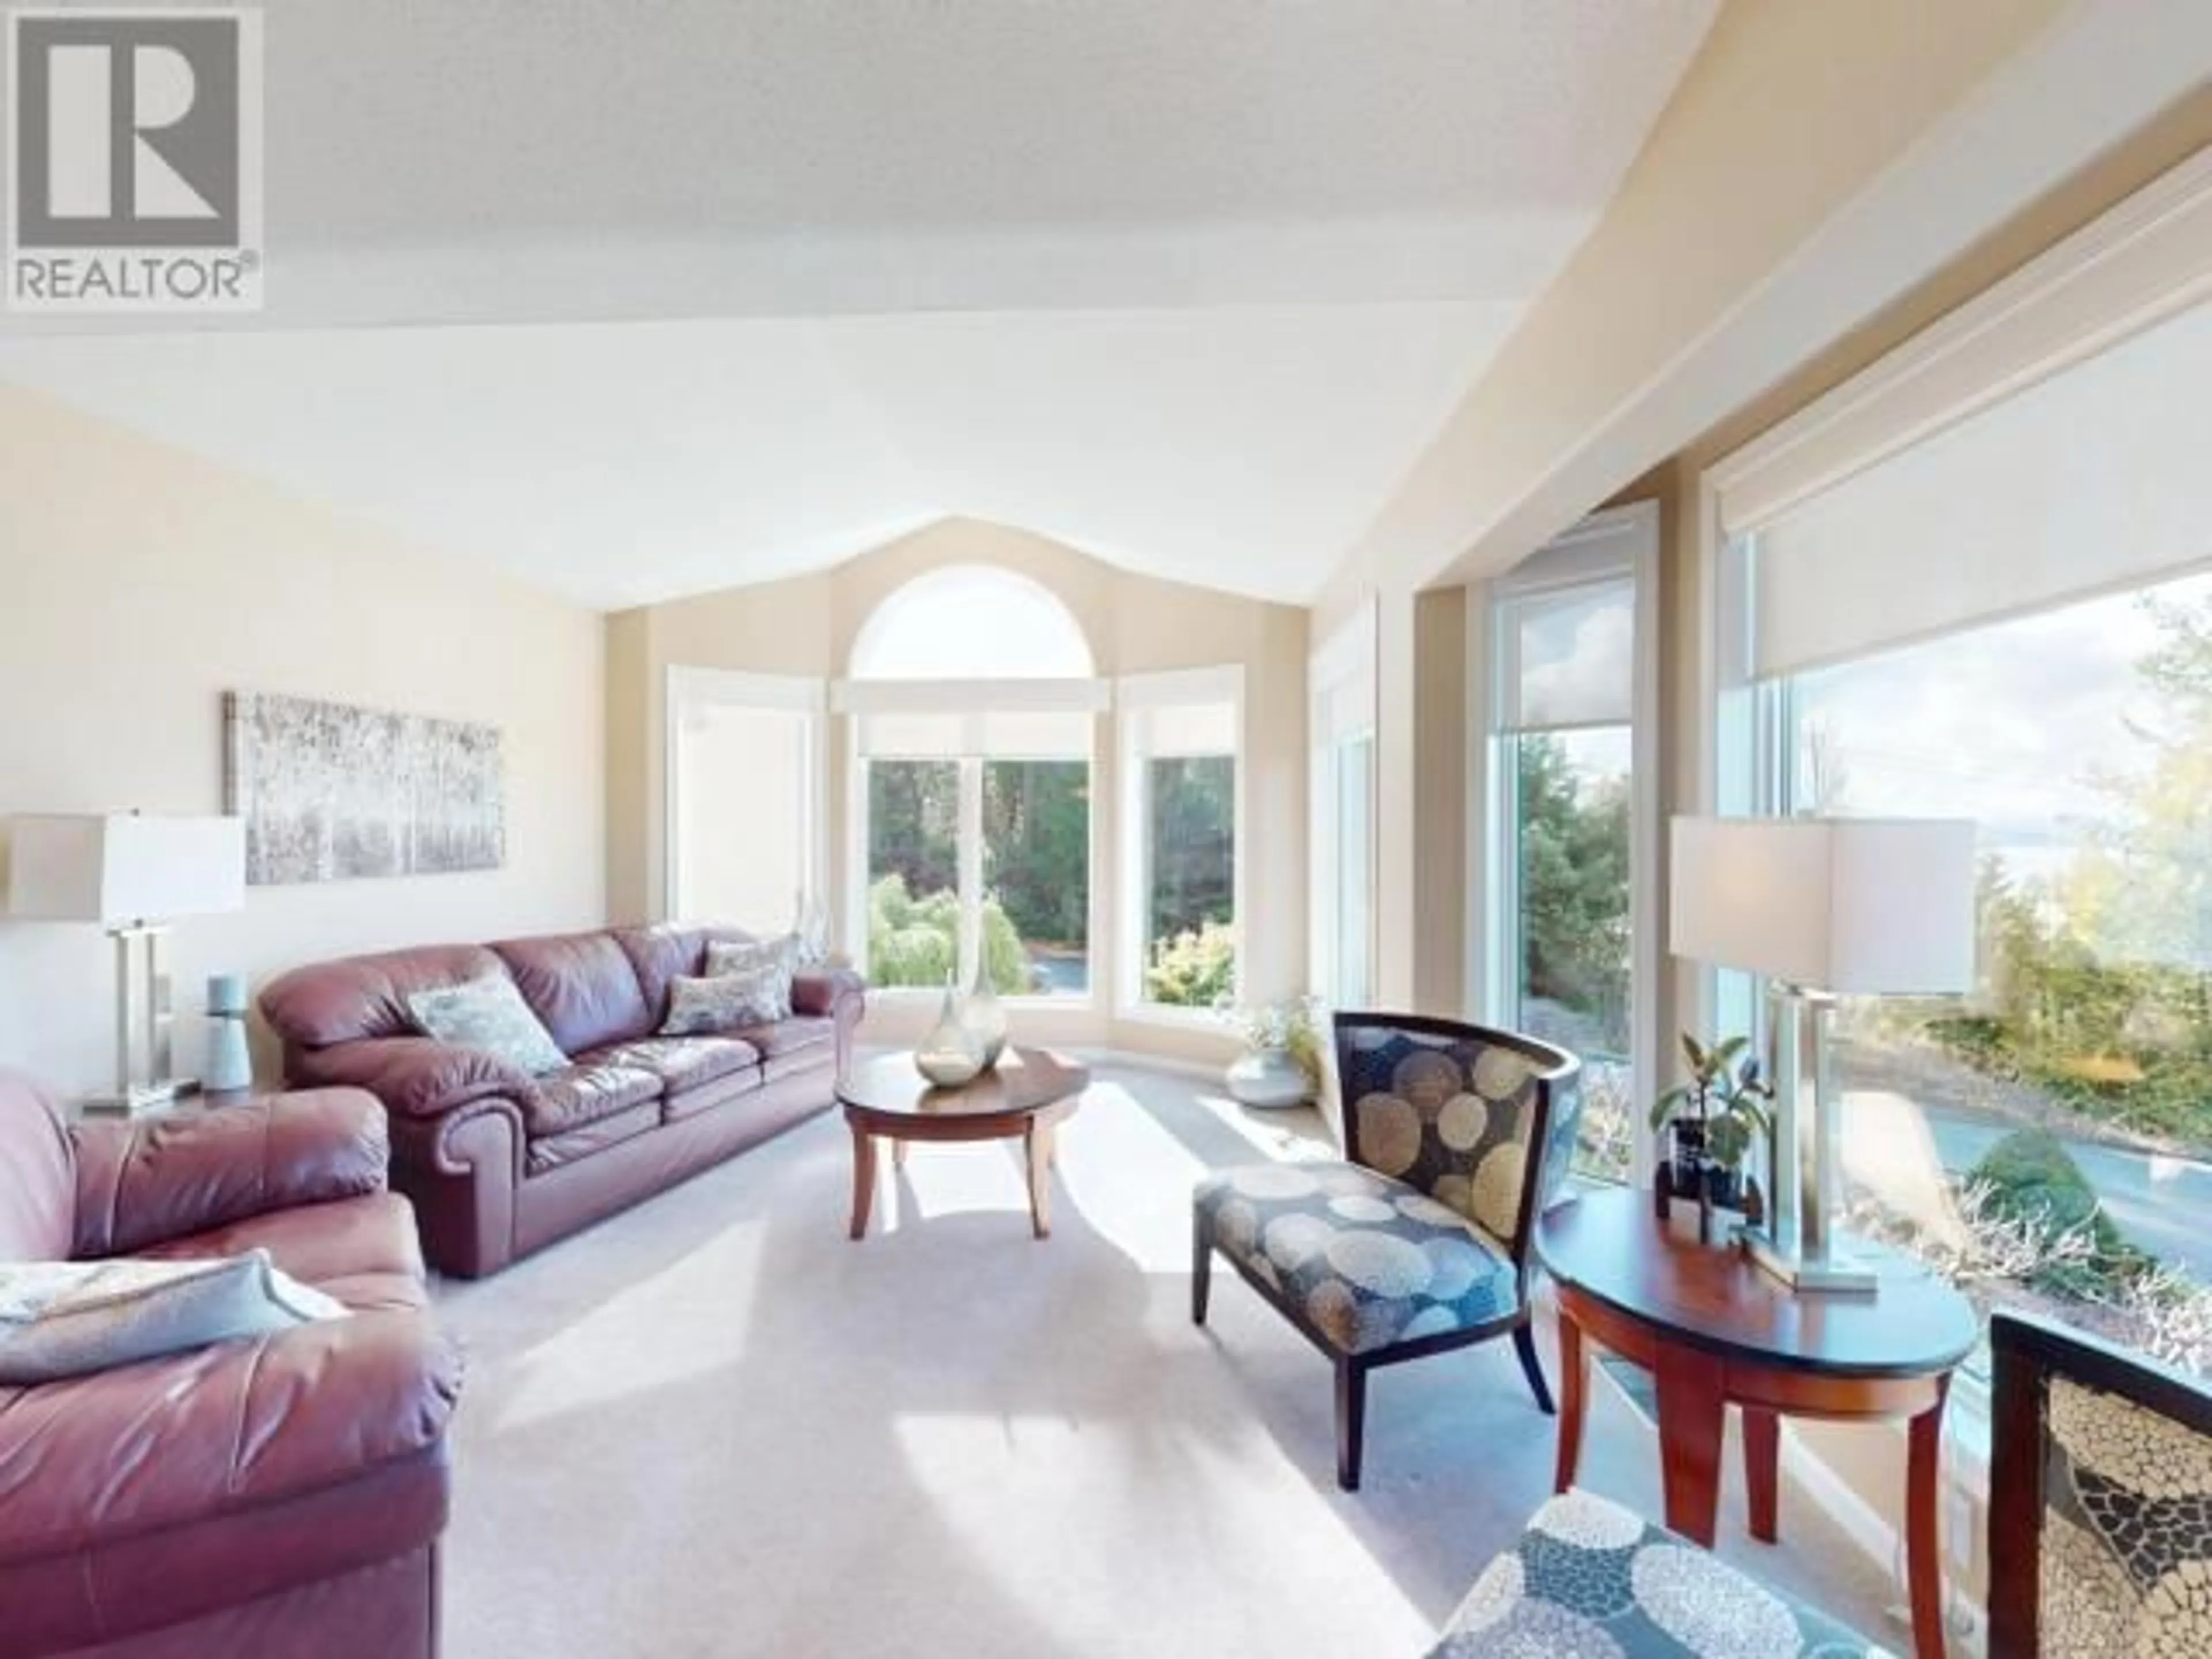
left=482, top=1224, right=766, bottom=1433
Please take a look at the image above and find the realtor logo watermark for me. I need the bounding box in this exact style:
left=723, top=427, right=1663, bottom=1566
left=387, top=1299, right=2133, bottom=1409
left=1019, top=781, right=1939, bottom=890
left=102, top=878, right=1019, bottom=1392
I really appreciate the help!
left=6, top=7, right=263, bottom=312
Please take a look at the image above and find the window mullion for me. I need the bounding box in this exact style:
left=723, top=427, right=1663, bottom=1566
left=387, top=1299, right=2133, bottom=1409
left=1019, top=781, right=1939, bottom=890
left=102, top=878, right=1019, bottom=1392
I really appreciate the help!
left=958, top=756, right=985, bottom=987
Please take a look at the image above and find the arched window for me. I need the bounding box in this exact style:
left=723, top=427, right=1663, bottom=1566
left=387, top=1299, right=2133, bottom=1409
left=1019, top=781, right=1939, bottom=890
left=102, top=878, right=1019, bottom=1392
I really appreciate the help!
left=851, top=565, right=1094, bottom=680
left=844, top=566, right=1101, bottom=1001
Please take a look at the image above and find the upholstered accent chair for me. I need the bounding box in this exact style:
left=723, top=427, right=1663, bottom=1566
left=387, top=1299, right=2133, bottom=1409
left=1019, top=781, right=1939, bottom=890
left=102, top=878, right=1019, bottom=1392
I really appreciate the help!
left=1429, top=1310, right=2212, bottom=1656
left=1193, top=1013, right=1581, bottom=1490
left=1429, top=1488, right=1889, bottom=1657
left=1987, top=1310, right=2212, bottom=1657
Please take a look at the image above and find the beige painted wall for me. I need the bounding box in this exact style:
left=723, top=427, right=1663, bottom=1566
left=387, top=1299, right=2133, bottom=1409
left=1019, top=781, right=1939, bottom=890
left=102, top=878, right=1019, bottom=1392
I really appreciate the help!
left=605, top=517, right=1306, bottom=1065
left=0, top=385, right=607, bottom=1099
left=1318, top=0, right=2075, bottom=624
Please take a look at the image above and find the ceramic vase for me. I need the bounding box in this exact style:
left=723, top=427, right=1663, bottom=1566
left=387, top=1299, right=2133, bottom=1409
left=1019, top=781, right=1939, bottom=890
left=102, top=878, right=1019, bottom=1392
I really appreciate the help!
left=962, top=959, right=1008, bottom=1071
left=914, top=984, right=984, bottom=1088
left=1225, top=1046, right=1309, bottom=1108
left=204, top=972, right=253, bottom=1094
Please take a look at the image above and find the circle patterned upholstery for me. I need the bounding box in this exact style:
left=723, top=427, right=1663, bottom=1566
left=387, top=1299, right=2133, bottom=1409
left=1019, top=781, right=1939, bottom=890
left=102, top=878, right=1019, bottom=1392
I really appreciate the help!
left=2041, top=1376, right=2212, bottom=1656
left=1339, top=1027, right=1580, bottom=1246
left=1194, top=1021, right=1579, bottom=1361
left=1194, top=1161, right=1517, bottom=1355
left=1428, top=1490, right=1893, bottom=1658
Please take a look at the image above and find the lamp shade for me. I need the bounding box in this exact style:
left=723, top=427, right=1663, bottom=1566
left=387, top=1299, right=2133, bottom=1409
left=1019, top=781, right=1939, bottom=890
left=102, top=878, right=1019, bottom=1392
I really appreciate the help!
left=1669, top=816, right=1976, bottom=995
left=5, top=813, right=246, bottom=926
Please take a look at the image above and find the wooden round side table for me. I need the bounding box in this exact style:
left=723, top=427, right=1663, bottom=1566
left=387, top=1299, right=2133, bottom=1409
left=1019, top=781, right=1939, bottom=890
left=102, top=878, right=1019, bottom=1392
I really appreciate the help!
left=837, top=1048, right=1090, bottom=1241
left=1536, top=1187, right=1978, bottom=1659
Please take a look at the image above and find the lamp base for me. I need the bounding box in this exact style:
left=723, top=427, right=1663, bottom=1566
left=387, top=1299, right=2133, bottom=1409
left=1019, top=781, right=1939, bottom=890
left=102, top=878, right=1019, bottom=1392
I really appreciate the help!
left=1738, top=1225, right=1880, bottom=1294
left=81, top=1078, right=196, bottom=1119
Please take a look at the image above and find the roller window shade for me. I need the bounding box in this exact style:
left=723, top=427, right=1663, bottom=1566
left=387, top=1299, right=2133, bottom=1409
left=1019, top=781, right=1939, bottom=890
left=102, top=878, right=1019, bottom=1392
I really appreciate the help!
left=838, top=677, right=1104, bottom=759
left=1751, top=296, right=2212, bottom=679
left=1498, top=578, right=1634, bottom=731
left=1128, top=700, right=1237, bottom=758
left=1116, top=666, right=1243, bottom=759
left=854, top=709, right=1094, bottom=760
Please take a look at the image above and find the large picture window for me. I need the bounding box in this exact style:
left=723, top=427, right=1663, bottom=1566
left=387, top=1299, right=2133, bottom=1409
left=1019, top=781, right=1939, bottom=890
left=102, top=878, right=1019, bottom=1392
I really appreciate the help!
left=1711, top=235, right=2212, bottom=1377
left=1119, top=668, right=1242, bottom=1013
left=1748, top=566, right=2212, bottom=1379
left=845, top=567, right=1101, bottom=998
left=1487, top=512, right=1654, bottom=1185
left=863, top=757, right=964, bottom=988
left=983, top=759, right=1092, bottom=995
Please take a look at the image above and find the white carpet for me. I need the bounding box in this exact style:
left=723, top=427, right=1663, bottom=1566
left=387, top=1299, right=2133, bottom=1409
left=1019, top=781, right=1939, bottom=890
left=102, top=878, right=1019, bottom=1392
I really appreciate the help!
left=434, top=1063, right=1900, bottom=1658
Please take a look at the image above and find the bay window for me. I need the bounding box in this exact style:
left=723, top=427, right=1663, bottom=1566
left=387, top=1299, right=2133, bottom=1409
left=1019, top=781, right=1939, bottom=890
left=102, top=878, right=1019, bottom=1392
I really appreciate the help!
left=844, top=566, right=1101, bottom=999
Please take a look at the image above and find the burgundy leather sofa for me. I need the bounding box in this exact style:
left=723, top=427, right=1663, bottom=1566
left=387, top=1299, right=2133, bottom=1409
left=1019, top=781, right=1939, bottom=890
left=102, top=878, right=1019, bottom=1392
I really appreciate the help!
left=259, top=924, right=866, bottom=1279
left=0, top=1074, right=461, bottom=1659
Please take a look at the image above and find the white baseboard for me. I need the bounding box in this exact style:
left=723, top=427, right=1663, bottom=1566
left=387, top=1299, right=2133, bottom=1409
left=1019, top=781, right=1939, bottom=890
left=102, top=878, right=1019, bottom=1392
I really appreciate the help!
left=1778, top=1424, right=1900, bottom=1585
left=1778, top=1425, right=1988, bottom=1656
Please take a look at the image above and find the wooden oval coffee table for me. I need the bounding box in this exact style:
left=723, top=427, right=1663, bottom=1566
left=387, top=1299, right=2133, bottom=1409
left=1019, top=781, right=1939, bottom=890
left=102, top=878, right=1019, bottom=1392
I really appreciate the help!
left=1538, top=1187, right=1978, bottom=1659
left=839, top=1048, right=1090, bottom=1241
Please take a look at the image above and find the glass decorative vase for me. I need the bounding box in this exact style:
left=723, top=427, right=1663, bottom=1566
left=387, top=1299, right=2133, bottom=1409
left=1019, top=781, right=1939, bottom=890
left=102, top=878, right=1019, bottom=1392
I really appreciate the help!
left=914, top=984, right=984, bottom=1088
left=790, top=888, right=832, bottom=968
left=962, top=959, right=1008, bottom=1072
left=204, top=972, right=253, bottom=1095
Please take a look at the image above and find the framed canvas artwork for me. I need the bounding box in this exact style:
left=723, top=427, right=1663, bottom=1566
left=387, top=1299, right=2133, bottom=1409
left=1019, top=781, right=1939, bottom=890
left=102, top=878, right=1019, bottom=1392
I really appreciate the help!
left=224, top=691, right=505, bottom=884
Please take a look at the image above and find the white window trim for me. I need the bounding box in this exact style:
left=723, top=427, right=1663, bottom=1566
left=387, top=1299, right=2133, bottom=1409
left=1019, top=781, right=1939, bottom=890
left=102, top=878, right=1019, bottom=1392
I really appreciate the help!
left=1116, top=664, right=1247, bottom=1024
left=1475, top=502, right=1661, bottom=1186
left=664, top=665, right=827, bottom=927
left=849, top=563, right=1096, bottom=681
left=1310, top=602, right=1378, bottom=1008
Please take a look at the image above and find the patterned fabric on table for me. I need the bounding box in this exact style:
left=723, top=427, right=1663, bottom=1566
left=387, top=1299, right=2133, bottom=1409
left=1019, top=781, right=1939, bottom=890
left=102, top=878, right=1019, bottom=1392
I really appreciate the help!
left=2037, top=1374, right=2212, bottom=1654
left=1428, top=1490, right=1892, bottom=1658
left=1194, top=1162, right=1518, bottom=1355
left=1339, top=1024, right=1580, bottom=1245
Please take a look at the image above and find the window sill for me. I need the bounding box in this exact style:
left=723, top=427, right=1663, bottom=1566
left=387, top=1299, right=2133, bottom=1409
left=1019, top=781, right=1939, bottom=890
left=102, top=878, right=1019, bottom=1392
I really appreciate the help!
left=865, top=984, right=1100, bottom=1012
left=1113, top=1003, right=1232, bottom=1032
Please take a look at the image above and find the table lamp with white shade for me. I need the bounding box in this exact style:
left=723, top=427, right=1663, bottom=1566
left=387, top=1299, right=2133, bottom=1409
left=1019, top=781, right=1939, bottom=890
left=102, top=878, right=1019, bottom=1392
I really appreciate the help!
left=5, top=812, right=247, bottom=1115
left=1669, top=816, right=1977, bottom=1293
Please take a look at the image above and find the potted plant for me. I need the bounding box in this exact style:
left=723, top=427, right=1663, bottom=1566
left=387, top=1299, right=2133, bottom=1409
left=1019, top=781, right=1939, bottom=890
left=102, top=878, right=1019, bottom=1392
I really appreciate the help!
left=1221, top=995, right=1325, bottom=1109
left=1649, top=1033, right=1774, bottom=1243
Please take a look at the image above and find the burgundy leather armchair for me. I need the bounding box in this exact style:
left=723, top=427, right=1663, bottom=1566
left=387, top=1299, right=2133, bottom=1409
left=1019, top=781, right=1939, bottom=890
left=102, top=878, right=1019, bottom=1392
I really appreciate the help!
left=0, top=1072, right=461, bottom=1659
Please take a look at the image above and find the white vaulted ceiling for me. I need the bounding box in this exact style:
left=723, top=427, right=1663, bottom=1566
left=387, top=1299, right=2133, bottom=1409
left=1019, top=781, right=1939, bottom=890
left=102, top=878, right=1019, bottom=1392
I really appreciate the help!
left=0, top=1, right=1720, bottom=607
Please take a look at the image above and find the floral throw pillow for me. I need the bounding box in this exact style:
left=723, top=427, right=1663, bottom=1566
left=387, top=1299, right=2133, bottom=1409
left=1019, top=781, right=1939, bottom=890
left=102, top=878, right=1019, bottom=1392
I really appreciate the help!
left=662, top=967, right=786, bottom=1036
left=406, top=974, right=569, bottom=1075
left=703, top=935, right=800, bottom=1021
